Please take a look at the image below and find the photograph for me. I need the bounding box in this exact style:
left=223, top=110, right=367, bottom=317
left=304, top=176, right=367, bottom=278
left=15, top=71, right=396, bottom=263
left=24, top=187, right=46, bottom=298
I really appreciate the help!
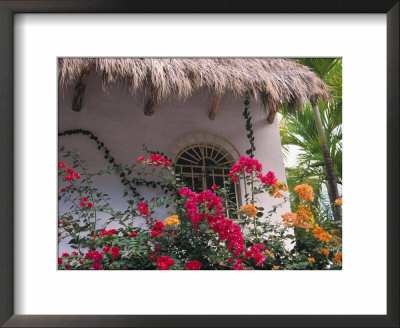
left=57, top=58, right=343, bottom=271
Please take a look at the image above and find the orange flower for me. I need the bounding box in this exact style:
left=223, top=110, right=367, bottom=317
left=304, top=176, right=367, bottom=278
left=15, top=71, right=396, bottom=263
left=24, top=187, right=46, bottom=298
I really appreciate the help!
left=264, top=249, right=274, bottom=258
left=296, top=205, right=312, bottom=221
left=282, top=185, right=288, bottom=191
left=270, top=184, right=282, bottom=198
left=271, top=265, right=280, bottom=270
left=164, top=215, right=180, bottom=226
left=335, top=198, right=342, bottom=205
left=240, top=204, right=258, bottom=217
left=318, top=248, right=330, bottom=256
left=313, top=225, right=332, bottom=242
left=281, top=212, right=296, bottom=227
left=307, top=257, right=315, bottom=263
left=281, top=211, right=313, bottom=230
left=293, top=184, right=314, bottom=202
left=332, top=252, right=342, bottom=265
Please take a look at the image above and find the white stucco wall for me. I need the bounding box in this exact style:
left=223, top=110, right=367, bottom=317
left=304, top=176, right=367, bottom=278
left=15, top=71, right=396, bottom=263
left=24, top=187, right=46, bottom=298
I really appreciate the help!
left=58, top=74, right=290, bottom=253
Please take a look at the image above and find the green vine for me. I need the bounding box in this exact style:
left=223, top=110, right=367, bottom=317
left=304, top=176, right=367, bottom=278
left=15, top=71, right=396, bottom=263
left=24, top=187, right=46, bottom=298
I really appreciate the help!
left=242, top=93, right=256, bottom=158
left=58, top=129, right=172, bottom=201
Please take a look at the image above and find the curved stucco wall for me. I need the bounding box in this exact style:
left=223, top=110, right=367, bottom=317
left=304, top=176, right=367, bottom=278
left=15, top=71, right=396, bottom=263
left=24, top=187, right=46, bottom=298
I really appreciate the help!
left=58, top=74, right=290, bottom=253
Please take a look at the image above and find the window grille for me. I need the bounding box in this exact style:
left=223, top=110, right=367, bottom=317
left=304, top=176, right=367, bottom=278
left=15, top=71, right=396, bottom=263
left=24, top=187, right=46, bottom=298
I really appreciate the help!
left=174, top=134, right=241, bottom=218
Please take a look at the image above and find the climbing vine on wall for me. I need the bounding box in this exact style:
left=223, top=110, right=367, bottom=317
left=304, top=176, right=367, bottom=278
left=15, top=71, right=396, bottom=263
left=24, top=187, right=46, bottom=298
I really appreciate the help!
left=242, top=93, right=256, bottom=158
left=58, top=129, right=172, bottom=201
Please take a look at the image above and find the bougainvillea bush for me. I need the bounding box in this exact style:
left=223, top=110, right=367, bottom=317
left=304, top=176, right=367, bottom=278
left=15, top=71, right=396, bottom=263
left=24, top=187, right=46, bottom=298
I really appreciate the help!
left=58, top=148, right=342, bottom=270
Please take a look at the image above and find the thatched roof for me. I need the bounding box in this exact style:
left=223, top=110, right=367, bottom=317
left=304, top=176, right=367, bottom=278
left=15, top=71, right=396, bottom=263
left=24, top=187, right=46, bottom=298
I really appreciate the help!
left=58, top=58, right=329, bottom=123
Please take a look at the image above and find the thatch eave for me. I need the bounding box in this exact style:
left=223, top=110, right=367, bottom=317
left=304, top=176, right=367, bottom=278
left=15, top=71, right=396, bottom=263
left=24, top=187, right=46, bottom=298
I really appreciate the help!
left=59, top=58, right=329, bottom=122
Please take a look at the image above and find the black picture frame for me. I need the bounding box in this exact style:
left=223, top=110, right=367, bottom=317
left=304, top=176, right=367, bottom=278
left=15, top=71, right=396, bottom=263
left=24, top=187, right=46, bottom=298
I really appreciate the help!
left=0, top=1, right=398, bottom=327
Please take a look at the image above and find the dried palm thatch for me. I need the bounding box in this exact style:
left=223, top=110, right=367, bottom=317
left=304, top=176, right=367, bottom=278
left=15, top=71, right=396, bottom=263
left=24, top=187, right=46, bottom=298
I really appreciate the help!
left=58, top=58, right=329, bottom=123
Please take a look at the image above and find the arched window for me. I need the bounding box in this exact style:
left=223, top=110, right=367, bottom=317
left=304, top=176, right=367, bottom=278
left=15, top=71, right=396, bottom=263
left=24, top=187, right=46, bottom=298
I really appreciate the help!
left=174, top=133, right=241, bottom=218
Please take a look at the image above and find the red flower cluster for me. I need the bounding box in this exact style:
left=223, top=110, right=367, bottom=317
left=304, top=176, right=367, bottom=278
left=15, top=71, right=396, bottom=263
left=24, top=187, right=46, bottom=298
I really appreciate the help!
left=149, top=251, right=159, bottom=261
left=244, top=244, right=266, bottom=266
left=136, top=154, right=171, bottom=167
left=58, top=162, right=67, bottom=168
left=179, top=187, right=246, bottom=262
left=58, top=257, right=63, bottom=265
left=84, top=250, right=103, bottom=270
left=79, top=197, right=93, bottom=207
left=232, top=258, right=244, bottom=270
left=151, top=221, right=164, bottom=237
left=228, top=156, right=263, bottom=182
left=185, top=261, right=202, bottom=270
left=61, top=252, right=69, bottom=257
left=99, top=229, right=117, bottom=237
left=62, top=167, right=81, bottom=181
left=129, top=231, right=138, bottom=237
left=156, top=256, right=175, bottom=270
left=138, top=202, right=150, bottom=216
left=257, top=171, right=277, bottom=186
left=103, top=246, right=120, bottom=259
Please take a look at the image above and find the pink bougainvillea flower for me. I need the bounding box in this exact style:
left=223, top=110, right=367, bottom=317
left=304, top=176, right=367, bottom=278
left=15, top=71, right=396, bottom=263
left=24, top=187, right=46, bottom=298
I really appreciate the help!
left=91, top=262, right=103, bottom=270
left=233, top=258, right=244, bottom=270
left=244, top=244, right=266, bottom=267
left=186, top=261, right=202, bottom=270
left=111, top=246, right=120, bottom=259
left=156, top=256, right=175, bottom=270
left=84, top=250, right=103, bottom=270
left=178, top=187, right=249, bottom=263
left=137, top=154, right=170, bottom=167
left=99, top=229, right=117, bottom=237
left=150, top=221, right=164, bottom=237
left=228, top=156, right=263, bottom=182
left=138, top=202, right=150, bottom=216
left=149, top=251, right=159, bottom=261
left=257, top=171, right=277, bottom=186
left=136, top=156, right=146, bottom=163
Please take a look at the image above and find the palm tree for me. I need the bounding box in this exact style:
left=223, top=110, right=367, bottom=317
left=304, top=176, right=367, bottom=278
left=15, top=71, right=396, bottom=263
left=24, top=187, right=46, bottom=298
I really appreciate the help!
left=280, top=58, right=342, bottom=222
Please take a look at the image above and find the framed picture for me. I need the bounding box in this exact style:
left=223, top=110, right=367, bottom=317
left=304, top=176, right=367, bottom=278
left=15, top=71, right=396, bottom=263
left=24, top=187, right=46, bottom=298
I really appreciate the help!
left=0, top=1, right=398, bottom=327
